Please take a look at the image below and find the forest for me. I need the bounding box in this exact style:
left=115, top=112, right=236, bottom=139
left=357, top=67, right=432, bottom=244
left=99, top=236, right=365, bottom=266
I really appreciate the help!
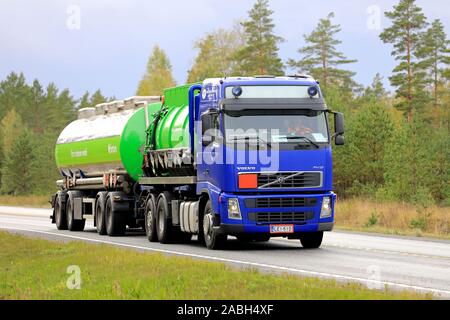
left=0, top=0, right=448, bottom=209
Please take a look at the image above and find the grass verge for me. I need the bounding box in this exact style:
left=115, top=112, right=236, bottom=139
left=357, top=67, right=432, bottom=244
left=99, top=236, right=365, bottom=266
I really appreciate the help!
left=0, top=195, right=50, bottom=208
left=335, top=198, right=450, bottom=240
left=0, top=231, right=429, bottom=300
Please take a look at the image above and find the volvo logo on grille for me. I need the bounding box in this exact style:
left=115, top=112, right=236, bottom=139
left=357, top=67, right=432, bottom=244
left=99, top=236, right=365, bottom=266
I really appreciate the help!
left=276, top=176, right=286, bottom=184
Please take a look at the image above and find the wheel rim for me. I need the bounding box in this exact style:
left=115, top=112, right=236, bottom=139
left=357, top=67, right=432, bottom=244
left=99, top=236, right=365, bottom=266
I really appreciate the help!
left=146, top=205, right=153, bottom=233
left=203, top=212, right=213, bottom=243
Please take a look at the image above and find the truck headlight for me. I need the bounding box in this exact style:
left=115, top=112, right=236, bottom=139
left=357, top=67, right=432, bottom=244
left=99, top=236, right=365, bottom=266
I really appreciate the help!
left=320, top=196, right=332, bottom=218
left=228, top=198, right=242, bottom=220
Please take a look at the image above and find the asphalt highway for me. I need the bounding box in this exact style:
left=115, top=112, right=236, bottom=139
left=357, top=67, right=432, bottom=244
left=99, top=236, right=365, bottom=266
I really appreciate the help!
left=1, top=205, right=449, bottom=298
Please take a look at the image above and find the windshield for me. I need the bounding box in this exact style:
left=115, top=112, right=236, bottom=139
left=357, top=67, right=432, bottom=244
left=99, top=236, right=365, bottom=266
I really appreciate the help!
left=224, top=110, right=329, bottom=148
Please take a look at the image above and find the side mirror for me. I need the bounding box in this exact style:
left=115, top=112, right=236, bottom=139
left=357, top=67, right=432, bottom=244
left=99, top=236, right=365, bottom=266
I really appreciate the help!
left=201, top=110, right=218, bottom=147
left=335, top=135, right=345, bottom=146
left=334, top=112, right=345, bottom=135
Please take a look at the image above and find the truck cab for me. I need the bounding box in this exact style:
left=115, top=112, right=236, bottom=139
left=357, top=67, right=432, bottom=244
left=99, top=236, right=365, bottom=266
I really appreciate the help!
left=195, top=76, right=344, bottom=249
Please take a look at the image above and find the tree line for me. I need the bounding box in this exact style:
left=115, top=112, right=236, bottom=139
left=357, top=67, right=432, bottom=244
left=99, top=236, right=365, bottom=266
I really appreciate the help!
left=0, top=72, right=113, bottom=195
left=0, top=0, right=448, bottom=206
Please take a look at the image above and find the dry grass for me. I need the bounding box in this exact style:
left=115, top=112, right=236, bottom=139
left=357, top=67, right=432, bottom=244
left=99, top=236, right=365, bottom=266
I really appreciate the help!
left=335, top=198, right=450, bottom=239
left=0, top=195, right=51, bottom=208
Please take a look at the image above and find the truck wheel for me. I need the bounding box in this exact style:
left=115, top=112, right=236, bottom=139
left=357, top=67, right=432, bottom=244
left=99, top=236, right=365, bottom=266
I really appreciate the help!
left=95, top=192, right=108, bottom=235
left=145, top=194, right=158, bottom=242
left=55, top=192, right=67, bottom=230
left=300, top=232, right=323, bottom=249
left=203, top=200, right=227, bottom=250
left=105, top=194, right=126, bottom=236
left=156, top=192, right=175, bottom=244
left=66, top=191, right=85, bottom=232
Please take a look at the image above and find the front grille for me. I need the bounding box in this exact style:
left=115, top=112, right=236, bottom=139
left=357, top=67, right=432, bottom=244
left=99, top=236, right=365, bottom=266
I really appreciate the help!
left=245, top=197, right=317, bottom=208
left=248, top=211, right=315, bottom=224
left=257, top=172, right=321, bottom=189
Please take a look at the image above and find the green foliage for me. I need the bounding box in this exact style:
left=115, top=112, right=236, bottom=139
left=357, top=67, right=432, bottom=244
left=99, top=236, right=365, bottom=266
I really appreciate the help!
left=410, top=209, right=432, bottom=231
left=288, top=12, right=358, bottom=93
left=187, top=24, right=245, bottom=82
left=137, top=45, right=176, bottom=96
left=380, top=0, right=429, bottom=120
left=364, top=73, right=389, bottom=100
left=0, top=130, right=35, bottom=195
left=365, top=211, right=379, bottom=228
left=233, top=0, right=284, bottom=76
left=382, top=114, right=434, bottom=206
left=417, top=19, right=450, bottom=108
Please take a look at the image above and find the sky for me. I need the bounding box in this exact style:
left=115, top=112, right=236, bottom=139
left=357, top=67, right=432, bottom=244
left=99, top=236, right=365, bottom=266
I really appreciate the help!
left=1, top=0, right=449, bottom=99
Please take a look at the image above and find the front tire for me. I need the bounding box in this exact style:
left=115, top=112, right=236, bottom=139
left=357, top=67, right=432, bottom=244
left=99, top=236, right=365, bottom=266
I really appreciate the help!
left=203, top=200, right=227, bottom=250
left=300, top=232, right=323, bottom=249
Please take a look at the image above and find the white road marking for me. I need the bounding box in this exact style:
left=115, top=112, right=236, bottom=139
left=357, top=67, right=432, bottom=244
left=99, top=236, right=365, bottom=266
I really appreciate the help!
left=1, top=225, right=449, bottom=297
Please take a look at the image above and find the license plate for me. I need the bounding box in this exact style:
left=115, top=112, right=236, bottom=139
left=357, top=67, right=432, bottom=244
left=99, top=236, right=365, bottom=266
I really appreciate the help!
left=270, top=224, right=294, bottom=234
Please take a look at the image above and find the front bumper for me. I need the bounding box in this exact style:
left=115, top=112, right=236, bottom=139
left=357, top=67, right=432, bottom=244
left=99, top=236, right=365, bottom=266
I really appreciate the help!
left=215, top=192, right=336, bottom=235
left=214, top=222, right=334, bottom=236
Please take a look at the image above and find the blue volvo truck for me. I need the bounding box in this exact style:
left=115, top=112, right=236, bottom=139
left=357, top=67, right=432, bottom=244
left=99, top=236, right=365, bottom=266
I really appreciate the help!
left=52, top=75, right=344, bottom=250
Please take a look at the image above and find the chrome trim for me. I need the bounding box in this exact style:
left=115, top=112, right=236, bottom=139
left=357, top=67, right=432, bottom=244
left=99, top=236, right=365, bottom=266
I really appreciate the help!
left=238, top=171, right=323, bottom=189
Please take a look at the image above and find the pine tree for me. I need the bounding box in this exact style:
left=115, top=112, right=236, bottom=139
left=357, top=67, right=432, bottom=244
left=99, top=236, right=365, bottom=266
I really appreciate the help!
left=30, top=130, right=61, bottom=195
left=0, top=109, right=24, bottom=156
left=0, top=129, right=35, bottom=195
left=233, top=0, right=284, bottom=76
left=380, top=0, right=428, bottom=121
left=28, top=79, right=45, bottom=134
left=78, top=91, right=91, bottom=109
left=90, top=89, right=107, bottom=106
left=417, top=19, right=450, bottom=111
left=0, top=72, right=30, bottom=121
left=187, top=24, right=245, bottom=82
left=364, top=73, right=388, bottom=100
left=288, top=12, right=358, bottom=91
left=137, top=45, right=176, bottom=96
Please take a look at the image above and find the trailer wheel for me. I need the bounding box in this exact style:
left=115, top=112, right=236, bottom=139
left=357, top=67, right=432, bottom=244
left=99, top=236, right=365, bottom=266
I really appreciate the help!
left=105, top=194, right=126, bottom=236
left=145, top=194, right=158, bottom=242
left=203, top=200, right=227, bottom=250
left=156, top=192, right=175, bottom=244
left=66, top=191, right=85, bottom=232
left=95, top=192, right=108, bottom=235
left=300, top=232, right=323, bottom=249
left=55, top=192, right=67, bottom=230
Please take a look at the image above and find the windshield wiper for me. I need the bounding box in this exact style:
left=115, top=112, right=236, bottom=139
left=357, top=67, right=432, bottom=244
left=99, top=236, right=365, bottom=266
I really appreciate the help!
left=229, top=136, right=272, bottom=149
left=284, top=136, right=320, bottom=149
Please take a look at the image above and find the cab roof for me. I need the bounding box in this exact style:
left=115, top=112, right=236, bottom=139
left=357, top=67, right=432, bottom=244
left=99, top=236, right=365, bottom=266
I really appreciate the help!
left=203, top=75, right=319, bottom=87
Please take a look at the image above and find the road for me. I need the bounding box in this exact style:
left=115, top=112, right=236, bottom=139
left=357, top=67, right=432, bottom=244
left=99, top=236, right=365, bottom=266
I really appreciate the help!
left=1, top=205, right=449, bottom=298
